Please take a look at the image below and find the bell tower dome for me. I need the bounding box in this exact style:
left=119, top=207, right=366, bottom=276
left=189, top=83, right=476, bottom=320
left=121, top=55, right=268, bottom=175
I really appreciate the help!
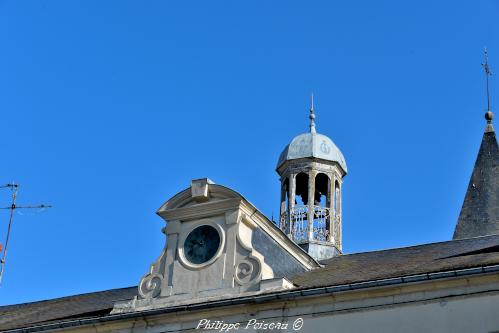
left=276, top=97, right=347, bottom=261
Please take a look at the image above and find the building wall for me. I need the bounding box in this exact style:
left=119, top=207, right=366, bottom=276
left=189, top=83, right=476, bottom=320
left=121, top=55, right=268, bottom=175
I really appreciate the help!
left=251, top=228, right=307, bottom=277
left=302, top=291, right=499, bottom=333
left=36, top=273, right=499, bottom=333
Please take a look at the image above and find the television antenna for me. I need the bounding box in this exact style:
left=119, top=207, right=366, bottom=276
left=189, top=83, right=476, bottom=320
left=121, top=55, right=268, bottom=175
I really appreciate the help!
left=0, top=183, right=51, bottom=283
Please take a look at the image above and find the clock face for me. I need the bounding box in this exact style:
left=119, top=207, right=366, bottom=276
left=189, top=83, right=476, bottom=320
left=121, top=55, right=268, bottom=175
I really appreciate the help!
left=183, top=225, right=221, bottom=265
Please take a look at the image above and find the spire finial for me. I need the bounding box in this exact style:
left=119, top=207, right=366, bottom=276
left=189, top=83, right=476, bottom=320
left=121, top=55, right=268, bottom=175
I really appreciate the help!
left=482, top=48, right=495, bottom=132
left=309, top=93, right=316, bottom=134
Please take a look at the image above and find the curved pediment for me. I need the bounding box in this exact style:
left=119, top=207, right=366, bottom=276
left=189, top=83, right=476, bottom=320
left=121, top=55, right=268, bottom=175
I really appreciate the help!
left=157, top=178, right=244, bottom=213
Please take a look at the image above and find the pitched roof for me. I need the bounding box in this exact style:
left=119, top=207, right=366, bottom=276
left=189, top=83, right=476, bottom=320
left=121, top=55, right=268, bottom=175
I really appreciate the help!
left=292, top=233, right=499, bottom=288
left=3, top=235, right=499, bottom=331
left=453, top=122, right=499, bottom=239
left=0, top=287, right=136, bottom=331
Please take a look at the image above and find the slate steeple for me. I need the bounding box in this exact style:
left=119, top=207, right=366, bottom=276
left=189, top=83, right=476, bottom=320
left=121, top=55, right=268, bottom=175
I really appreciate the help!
left=453, top=51, right=499, bottom=239
left=453, top=115, right=498, bottom=239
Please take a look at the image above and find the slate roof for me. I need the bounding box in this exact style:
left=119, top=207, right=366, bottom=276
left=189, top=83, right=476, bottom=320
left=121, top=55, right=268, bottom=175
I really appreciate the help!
left=453, top=124, right=499, bottom=239
left=0, top=287, right=136, bottom=332
left=2, top=234, right=499, bottom=332
left=293, top=233, right=499, bottom=288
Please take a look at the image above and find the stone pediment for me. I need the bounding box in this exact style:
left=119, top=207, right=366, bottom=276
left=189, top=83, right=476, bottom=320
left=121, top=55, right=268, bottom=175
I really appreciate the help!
left=157, top=179, right=248, bottom=221
left=158, top=178, right=242, bottom=209
left=112, top=179, right=319, bottom=313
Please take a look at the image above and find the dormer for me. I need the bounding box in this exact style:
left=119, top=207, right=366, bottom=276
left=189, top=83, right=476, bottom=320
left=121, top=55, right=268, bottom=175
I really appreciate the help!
left=113, top=178, right=319, bottom=313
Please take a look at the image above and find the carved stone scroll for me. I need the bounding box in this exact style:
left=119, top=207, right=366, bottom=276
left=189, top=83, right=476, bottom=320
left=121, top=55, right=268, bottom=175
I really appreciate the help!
left=234, top=215, right=264, bottom=287
left=138, top=273, right=163, bottom=299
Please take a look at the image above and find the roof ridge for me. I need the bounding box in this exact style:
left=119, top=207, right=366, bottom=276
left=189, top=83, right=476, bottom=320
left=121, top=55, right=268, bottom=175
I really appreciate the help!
left=326, top=233, right=499, bottom=259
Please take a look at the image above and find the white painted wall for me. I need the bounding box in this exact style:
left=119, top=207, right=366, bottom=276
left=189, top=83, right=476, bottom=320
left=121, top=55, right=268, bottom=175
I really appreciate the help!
left=299, top=292, right=499, bottom=333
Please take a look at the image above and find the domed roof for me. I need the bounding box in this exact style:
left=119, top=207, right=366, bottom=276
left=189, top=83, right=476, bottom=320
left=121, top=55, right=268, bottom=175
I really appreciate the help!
left=276, top=132, right=347, bottom=173
left=276, top=98, right=347, bottom=173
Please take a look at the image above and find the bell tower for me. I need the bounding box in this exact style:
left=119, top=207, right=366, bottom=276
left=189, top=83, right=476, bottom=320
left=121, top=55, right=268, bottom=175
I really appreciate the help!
left=276, top=97, right=347, bottom=261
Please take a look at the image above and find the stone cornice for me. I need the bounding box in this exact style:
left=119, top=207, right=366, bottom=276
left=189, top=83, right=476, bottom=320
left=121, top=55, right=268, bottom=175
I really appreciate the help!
left=157, top=198, right=242, bottom=221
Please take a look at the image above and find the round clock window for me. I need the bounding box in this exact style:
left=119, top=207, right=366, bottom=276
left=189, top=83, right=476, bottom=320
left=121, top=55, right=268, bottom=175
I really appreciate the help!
left=183, top=225, right=221, bottom=265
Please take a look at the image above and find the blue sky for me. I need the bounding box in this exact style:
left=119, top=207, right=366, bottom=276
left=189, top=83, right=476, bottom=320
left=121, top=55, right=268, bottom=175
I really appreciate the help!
left=0, top=1, right=497, bottom=305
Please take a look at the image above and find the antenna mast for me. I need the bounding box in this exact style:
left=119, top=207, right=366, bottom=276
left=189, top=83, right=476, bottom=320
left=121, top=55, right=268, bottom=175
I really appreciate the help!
left=0, top=183, right=51, bottom=283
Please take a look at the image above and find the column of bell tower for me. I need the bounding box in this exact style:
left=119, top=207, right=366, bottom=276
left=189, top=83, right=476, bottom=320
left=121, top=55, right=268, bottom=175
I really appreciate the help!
left=276, top=100, right=347, bottom=261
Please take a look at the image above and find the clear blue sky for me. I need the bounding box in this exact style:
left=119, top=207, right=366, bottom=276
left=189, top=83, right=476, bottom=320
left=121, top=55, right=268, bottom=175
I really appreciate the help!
left=0, top=1, right=497, bottom=305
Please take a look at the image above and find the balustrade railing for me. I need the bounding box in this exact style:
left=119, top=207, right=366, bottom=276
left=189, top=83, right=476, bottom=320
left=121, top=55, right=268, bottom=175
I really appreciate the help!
left=291, top=205, right=308, bottom=241
left=280, top=205, right=338, bottom=244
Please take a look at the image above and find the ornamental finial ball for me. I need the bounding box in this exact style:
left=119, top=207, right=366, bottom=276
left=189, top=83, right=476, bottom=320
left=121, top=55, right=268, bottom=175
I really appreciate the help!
left=485, top=111, right=494, bottom=123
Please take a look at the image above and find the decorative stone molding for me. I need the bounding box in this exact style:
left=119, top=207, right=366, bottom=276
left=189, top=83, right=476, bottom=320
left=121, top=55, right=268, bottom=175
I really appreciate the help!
left=138, top=273, right=163, bottom=299
left=112, top=180, right=315, bottom=314
left=234, top=216, right=264, bottom=287
left=234, top=258, right=260, bottom=286
left=138, top=243, right=167, bottom=299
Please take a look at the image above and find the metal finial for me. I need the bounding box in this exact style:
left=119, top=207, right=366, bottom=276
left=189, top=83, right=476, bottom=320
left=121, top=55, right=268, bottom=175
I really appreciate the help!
left=309, top=93, right=316, bottom=134
left=482, top=48, right=493, bottom=116
left=482, top=48, right=494, bottom=132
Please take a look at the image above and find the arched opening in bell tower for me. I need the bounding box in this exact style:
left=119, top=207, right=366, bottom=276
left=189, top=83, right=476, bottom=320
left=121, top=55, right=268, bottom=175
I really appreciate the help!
left=281, top=171, right=334, bottom=243
left=314, top=173, right=329, bottom=206
left=282, top=178, right=289, bottom=206
left=279, top=178, right=289, bottom=230
left=295, top=172, right=309, bottom=205
left=313, top=173, right=331, bottom=241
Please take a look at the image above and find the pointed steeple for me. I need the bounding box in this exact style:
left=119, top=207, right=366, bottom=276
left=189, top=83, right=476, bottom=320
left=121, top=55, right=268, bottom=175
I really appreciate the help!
left=453, top=50, right=499, bottom=239
left=453, top=121, right=499, bottom=239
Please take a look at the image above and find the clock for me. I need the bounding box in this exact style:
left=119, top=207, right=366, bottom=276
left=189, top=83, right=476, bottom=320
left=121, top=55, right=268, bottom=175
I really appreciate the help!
left=183, top=225, right=221, bottom=265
